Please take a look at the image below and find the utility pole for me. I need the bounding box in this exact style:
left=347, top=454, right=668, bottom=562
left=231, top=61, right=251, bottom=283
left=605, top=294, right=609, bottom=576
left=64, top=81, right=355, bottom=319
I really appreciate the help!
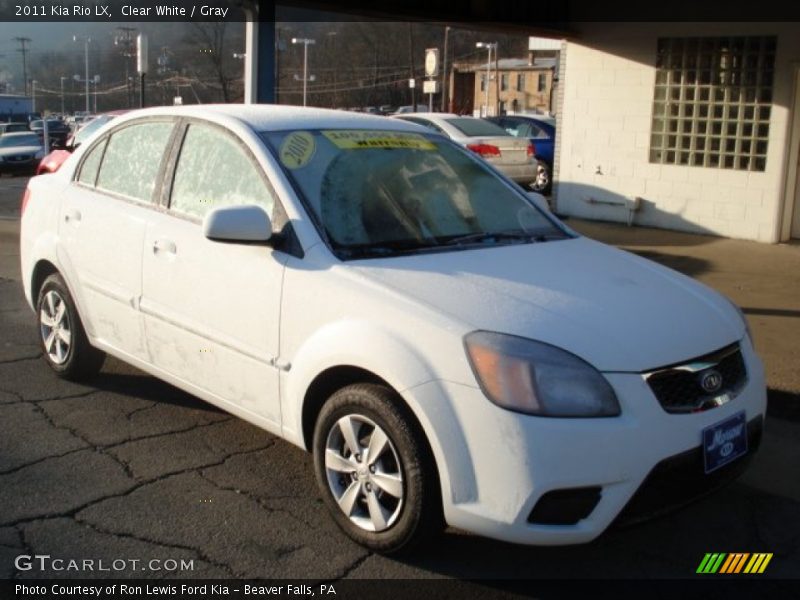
left=408, top=23, right=417, bottom=111
left=441, top=26, right=450, bottom=112
left=73, top=35, right=92, bottom=113
left=115, top=27, right=137, bottom=108
left=14, top=37, right=31, bottom=96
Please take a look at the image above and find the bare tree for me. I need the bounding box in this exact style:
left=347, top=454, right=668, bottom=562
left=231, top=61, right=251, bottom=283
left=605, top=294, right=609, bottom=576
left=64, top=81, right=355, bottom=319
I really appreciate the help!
left=188, top=22, right=235, bottom=102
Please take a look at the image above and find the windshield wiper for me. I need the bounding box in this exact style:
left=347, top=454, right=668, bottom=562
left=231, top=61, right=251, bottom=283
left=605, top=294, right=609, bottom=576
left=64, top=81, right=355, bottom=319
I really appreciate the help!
left=440, top=231, right=535, bottom=246
left=443, top=230, right=568, bottom=246
left=336, top=240, right=434, bottom=259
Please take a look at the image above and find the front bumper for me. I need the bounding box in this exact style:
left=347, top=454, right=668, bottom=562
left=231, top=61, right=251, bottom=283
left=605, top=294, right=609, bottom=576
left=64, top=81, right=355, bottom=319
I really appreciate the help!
left=405, top=336, right=767, bottom=545
left=0, top=158, right=39, bottom=173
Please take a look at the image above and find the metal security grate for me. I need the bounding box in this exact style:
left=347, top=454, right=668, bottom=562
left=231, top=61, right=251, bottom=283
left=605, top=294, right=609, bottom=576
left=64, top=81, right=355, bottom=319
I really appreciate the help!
left=646, top=343, right=747, bottom=414
left=649, top=36, right=775, bottom=172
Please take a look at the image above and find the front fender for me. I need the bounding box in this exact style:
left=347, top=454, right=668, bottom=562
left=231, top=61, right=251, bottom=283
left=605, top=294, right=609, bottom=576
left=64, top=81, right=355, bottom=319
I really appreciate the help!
left=281, top=318, right=436, bottom=447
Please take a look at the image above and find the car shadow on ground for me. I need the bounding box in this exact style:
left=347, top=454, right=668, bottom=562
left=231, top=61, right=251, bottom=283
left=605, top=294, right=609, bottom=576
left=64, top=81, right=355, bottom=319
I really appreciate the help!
left=624, top=249, right=713, bottom=278
left=88, top=363, right=226, bottom=414
left=767, top=388, right=800, bottom=423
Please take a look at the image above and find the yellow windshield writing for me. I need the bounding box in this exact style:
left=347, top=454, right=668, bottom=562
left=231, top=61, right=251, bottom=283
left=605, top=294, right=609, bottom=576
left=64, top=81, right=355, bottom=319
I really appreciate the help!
left=322, top=130, right=436, bottom=151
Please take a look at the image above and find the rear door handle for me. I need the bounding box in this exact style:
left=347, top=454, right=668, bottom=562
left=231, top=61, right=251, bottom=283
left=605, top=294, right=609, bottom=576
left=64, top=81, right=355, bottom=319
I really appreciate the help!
left=64, top=209, right=81, bottom=223
left=152, top=238, right=177, bottom=255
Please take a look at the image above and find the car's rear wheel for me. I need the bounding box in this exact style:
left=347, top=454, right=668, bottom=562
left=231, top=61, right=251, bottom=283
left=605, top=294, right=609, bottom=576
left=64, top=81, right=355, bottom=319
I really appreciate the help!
left=37, top=273, right=105, bottom=381
left=313, top=383, right=442, bottom=554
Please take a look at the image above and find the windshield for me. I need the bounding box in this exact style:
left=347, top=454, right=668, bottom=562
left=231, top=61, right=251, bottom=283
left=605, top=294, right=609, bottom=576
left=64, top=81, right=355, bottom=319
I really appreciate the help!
left=444, top=118, right=510, bottom=137
left=263, top=129, right=568, bottom=260
left=0, top=134, right=41, bottom=147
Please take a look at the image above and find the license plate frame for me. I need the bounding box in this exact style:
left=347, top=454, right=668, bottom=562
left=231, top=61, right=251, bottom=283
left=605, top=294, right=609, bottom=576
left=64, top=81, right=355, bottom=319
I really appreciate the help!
left=702, top=410, right=747, bottom=474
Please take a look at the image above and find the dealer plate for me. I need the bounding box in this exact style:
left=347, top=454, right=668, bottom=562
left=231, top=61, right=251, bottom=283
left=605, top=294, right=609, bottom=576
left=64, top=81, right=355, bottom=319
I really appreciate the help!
left=702, top=410, right=747, bottom=474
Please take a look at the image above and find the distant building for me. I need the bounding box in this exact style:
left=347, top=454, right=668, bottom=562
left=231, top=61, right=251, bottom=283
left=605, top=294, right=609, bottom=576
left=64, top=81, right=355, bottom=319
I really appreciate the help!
left=449, top=57, right=557, bottom=117
left=0, top=94, right=33, bottom=122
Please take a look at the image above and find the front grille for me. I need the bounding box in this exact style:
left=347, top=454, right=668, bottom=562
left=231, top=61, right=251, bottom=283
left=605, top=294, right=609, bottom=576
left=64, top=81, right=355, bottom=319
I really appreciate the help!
left=646, top=343, right=747, bottom=414
left=614, top=415, right=762, bottom=527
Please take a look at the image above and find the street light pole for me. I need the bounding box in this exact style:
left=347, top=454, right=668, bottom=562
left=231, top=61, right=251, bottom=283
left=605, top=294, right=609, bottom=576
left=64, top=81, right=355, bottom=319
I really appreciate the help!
left=31, top=80, right=36, bottom=113
left=60, top=76, right=67, bottom=114
left=73, top=35, right=91, bottom=113
left=292, top=37, right=315, bottom=107
left=476, top=42, right=497, bottom=117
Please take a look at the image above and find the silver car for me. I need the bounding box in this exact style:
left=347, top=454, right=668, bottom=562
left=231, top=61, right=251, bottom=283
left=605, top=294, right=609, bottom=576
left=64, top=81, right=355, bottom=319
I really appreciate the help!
left=393, top=112, right=537, bottom=186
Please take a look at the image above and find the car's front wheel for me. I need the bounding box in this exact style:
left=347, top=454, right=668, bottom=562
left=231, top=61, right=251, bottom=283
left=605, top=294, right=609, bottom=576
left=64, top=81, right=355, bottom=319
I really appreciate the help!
left=37, top=273, right=105, bottom=381
left=313, top=383, right=442, bottom=554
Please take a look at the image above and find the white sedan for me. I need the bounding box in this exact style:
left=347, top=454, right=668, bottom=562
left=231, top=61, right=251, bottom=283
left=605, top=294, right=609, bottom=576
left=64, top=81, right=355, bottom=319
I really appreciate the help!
left=0, top=132, right=45, bottom=175
left=20, top=105, right=765, bottom=553
left=393, top=112, right=539, bottom=187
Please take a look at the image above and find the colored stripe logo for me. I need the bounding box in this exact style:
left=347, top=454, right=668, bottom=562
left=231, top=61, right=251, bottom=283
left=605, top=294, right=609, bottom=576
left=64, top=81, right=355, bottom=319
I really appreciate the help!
left=697, top=553, right=773, bottom=574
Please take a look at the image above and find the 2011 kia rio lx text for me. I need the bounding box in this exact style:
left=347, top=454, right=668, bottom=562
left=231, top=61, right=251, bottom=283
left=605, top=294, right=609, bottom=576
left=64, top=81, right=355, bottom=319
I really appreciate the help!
left=20, top=105, right=766, bottom=553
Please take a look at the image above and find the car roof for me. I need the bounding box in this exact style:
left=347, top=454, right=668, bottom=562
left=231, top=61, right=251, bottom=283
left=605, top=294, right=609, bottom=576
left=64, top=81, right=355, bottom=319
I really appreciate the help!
left=111, top=104, right=424, bottom=134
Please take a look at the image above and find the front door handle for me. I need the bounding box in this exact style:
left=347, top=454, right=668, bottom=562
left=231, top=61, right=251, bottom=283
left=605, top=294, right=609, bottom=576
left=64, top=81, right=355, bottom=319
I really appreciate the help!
left=64, top=209, right=81, bottom=223
left=152, top=239, right=177, bottom=255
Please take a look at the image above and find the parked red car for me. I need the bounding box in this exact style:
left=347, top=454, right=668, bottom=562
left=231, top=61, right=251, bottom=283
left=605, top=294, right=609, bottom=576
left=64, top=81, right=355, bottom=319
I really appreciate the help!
left=36, top=110, right=128, bottom=175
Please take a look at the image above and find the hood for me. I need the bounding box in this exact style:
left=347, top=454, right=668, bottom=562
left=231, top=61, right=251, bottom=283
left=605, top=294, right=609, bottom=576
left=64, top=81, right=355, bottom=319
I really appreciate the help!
left=348, top=237, right=743, bottom=372
left=0, top=145, right=42, bottom=157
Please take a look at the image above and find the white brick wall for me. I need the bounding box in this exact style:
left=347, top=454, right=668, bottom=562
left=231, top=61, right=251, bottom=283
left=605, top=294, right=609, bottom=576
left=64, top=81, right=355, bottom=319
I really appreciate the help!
left=556, top=23, right=800, bottom=242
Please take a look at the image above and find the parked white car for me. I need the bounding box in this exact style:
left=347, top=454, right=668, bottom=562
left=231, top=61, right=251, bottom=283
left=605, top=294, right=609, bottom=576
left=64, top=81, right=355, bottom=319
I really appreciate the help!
left=393, top=112, right=539, bottom=187
left=20, top=105, right=765, bottom=553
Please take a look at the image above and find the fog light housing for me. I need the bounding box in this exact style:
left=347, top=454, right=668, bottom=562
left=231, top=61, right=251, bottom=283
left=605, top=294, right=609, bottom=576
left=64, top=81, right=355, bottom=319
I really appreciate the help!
left=528, top=486, right=603, bottom=525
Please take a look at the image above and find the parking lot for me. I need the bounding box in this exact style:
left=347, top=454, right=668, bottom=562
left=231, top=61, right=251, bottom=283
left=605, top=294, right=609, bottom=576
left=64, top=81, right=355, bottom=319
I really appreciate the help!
left=1, top=175, right=799, bottom=584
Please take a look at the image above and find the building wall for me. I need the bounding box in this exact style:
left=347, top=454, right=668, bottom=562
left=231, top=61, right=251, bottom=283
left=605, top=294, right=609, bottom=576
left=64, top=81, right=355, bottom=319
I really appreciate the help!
left=472, top=68, right=554, bottom=116
left=556, top=22, right=800, bottom=242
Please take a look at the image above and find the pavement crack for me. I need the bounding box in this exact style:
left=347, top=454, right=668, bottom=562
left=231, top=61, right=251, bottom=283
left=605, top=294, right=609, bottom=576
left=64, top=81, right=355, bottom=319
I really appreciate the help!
left=196, top=453, right=324, bottom=532
left=0, top=354, right=41, bottom=365
left=11, top=525, right=36, bottom=581
left=0, top=447, right=88, bottom=476
left=0, top=387, right=25, bottom=403
left=73, top=519, right=237, bottom=578
left=319, top=553, right=371, bottom=583
left=101, top=417, right=235, bottom=453
left=34, top=389, right=98, bottom=403
left=124, top=402, right=159, bottom=421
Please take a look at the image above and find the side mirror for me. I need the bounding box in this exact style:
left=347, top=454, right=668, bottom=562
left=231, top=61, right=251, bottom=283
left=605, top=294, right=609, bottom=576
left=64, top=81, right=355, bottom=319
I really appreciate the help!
left=203, top=204, right=273, bottom=244
left=526, top=191, right=550, bottom=212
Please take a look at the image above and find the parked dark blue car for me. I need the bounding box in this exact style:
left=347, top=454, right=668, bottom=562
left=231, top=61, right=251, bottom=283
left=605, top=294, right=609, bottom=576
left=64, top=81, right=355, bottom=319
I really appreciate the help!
left=488, top=115, right=555, bottom=194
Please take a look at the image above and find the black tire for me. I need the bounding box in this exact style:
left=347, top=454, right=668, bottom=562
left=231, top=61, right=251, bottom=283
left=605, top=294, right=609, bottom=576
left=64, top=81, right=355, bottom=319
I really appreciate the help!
left=36, top=273, right=105, bottom=381
left=313, top=383, right=443, bottom=554
left=530, top=160, right=552, bottom=195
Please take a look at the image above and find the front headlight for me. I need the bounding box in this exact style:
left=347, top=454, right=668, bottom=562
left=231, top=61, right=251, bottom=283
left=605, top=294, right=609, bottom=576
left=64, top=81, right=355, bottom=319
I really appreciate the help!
left=464, top=331, right=620, bottom=417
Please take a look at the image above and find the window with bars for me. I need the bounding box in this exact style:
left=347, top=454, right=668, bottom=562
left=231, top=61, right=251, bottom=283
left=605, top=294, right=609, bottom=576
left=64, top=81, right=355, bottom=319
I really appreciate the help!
left=649, top=36, right=775, bottom=172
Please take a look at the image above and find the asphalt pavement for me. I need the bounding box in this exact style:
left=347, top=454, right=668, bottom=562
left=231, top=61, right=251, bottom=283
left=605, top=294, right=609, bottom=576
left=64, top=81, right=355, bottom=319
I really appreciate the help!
left=1, top=175, right=799, bottom=586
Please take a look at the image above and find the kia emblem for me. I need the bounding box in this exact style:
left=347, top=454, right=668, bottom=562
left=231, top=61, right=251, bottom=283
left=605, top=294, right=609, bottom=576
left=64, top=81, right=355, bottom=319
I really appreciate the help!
left=699, top=369, right=724, bottom=394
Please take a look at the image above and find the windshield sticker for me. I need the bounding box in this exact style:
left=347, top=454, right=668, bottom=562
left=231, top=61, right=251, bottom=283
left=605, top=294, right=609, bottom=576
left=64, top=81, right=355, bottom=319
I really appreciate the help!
left=279, top=131, right=316, bottom=169
left=322, top=130, right=436, bottom=151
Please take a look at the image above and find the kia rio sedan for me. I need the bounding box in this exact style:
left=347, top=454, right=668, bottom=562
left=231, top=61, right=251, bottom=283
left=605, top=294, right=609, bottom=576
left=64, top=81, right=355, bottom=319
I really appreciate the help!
left=20, top=105, right=765, bottom=553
